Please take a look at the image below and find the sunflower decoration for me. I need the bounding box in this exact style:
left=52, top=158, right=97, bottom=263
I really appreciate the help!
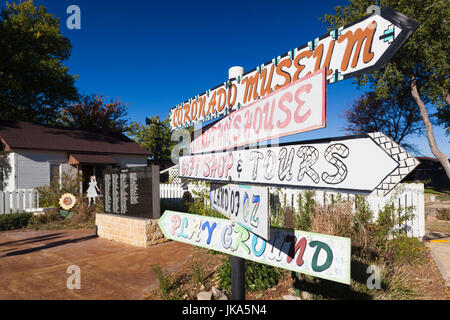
left=59, top=193, right=76, bottom=218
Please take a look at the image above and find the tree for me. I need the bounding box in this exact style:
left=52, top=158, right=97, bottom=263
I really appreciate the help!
left=127, top=116, right=174, bottom=163
left=321, top=0, right=450, bottom=178
left=61, top=94, right=129, bottom=132
left=0, top=0, right=78, bottom=125
left=343, top=90, right=423, bottom=153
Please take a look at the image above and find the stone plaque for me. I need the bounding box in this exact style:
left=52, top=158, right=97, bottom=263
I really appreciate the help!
left=104, top=173, right=112, bottom=213
left=103, top=166, right=160, bottom=219
left=112, top=173, right=119, bottom=213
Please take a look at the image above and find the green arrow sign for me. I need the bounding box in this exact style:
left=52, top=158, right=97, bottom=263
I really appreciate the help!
left=159, top=210, right=351, bottom=285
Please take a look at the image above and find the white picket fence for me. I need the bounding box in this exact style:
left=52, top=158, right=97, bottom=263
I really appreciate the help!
left=160, top=183, right=198, bottom=199
left=274, top=183, right=425, bottom=238
left=0, top=189, right=40, bottom=214
left=160, top=183, right=425, bottom=238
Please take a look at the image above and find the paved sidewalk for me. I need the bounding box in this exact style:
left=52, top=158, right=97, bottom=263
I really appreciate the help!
left=0, top=229, right=192, bottom=299
left=424, top=231, right=450, bottom=288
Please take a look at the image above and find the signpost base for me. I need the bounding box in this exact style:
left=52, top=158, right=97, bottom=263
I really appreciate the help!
left=231, top=256, right=246, bottom=300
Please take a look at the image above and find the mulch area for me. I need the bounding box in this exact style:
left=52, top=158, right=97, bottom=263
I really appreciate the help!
left=143, top=244, right=449, bottom=300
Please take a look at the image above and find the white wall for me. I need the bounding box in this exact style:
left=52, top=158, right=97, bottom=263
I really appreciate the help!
left=2, top=149, right=148, bottom=192
left=15, top=150, right=67, bottom=189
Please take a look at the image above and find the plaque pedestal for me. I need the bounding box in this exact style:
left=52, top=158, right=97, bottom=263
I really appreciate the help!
left=95, top=213, right=169, bottom=248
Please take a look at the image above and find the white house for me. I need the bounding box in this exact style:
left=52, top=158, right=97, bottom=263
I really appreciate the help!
left=0, top=121, right=150, bottom=194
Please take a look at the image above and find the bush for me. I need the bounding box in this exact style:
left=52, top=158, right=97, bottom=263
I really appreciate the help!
left=160, top=198, right=185, bottom=213
left=191, top=259, right=206, bottom=285
left=270, top=190, right=285, bottom=228
left=187, top=181, right=223, bottom=218
left=0, top=212, right=32, bottom=231
left=70, top=196, right=98, bottom=223
left=150, top=264, right=181, bottom=300
left=308, top=194, right=416, bottom=261
left=374, top=202, right=414, bottom=253
left=310, top=201, right=354, bottom=239
left=436, top=208, right=449, bottom=221
left=28, top=208, right=64, bottom=226
left=181, top=191, right=194, bottom=210
left=27, top=197, right=97, bottom=230
left=218, top=256, right=283, bottom=293
left=385, top=235, right=426, bottom=265
left=294, top=190, right=316, bottom=231
left=36, top=171, right=82, bottom=208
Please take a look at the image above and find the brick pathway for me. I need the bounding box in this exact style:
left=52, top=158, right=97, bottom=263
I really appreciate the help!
left=0, top=229, right=192, bottom=299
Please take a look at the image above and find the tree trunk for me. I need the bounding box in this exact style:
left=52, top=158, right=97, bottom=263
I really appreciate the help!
left=410, top=77, right=450, bottom=179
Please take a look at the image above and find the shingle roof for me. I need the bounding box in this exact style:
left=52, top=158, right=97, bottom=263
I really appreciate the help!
left=0, top=121, right=150, bottom=156
left=68, top=153, right=119, bottom=164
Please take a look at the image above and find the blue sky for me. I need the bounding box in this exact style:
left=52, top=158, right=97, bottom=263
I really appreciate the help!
left=31, top=0, right=448, bottom=157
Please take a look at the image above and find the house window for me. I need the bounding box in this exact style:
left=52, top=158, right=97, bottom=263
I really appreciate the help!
left=50, top=163, right=61, bottom=185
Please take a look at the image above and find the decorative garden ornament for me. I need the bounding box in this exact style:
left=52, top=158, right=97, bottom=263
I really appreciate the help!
left=87, top=175, right=101, bottom=206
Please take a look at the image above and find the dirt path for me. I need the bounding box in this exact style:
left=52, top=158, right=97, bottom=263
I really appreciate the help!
left=0, top=229, right=192, bottom=300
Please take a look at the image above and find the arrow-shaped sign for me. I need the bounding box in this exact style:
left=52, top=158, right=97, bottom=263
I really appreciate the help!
left=158, top=210, right=351, bottom=284
left=190, top=68, right=327, bottom=154
left=179, top=132, right=420, bottom=196
left=210, top=183, right=270, bottom=240
left=170, top=7, right=418, bottom=130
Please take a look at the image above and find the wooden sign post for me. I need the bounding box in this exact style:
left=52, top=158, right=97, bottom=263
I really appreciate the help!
left=162, top=6, right=419, bottom=300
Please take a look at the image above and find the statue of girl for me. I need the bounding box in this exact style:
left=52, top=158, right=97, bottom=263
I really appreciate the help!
left=87, top=175, right=101, bottom=206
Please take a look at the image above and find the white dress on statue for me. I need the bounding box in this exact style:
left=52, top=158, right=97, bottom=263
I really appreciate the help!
left=87, top=181, right=98, bottom=198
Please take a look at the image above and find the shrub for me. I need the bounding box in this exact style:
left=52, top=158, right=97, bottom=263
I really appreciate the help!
left=436, top=208, right=449, bottom=221
left=181, top=191, right=194, bottom=210
left=270, top=190, right=284, bottom=228
left=308, top=194, right=416, bottom=261
left=187, top=181, right=223, bottom=218
left=374, top=202, right=414, bottom=253
left=28, top=208, right=64, bottom=226
left=0, top=212, right=32, bottom=231
left=218, top=255, right=283, bottom=293
left=351, top=196, right=377, bottom=258
left=310, top=201, right=353, bottom=239
left=70, top=196, right=98, bottom=223
left=191, top=259, right=206, bottom=285
left=150, top=264, right=180, bottom=300
left=27, top=197, right=97, bottom=229
left=36, top=171, right=82, bottom=208
left=160, top=198, right=185, bottom=213
left=385, top=235, right=425, bottom=265
left=294, top=190, right=316, bottom=231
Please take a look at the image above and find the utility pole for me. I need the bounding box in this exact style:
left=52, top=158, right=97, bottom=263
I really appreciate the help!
left=146, top=117, right=165, bottom=166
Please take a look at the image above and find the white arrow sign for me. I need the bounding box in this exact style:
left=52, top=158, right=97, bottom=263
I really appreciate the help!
left=180, top=132, right=420, bottom=196
left=190, top=68, right=326, bottom=154
left=170, top=7, right=418, bottom=130
left=159, top=210, right=351, bottom=284
left=210, top=183, right=270, bottom=240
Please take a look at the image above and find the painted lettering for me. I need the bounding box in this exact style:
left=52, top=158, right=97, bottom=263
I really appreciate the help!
left=297, top=146, right=320, bottom=183
left=232, top=224, right=251, bottom=255
left=309, top=241, right=333, bottom=272
left=201, top=221, right=217, bottom=245
left=322, top=143, right=349, bottom=184
left=338, top=21, right=377, bottom=71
